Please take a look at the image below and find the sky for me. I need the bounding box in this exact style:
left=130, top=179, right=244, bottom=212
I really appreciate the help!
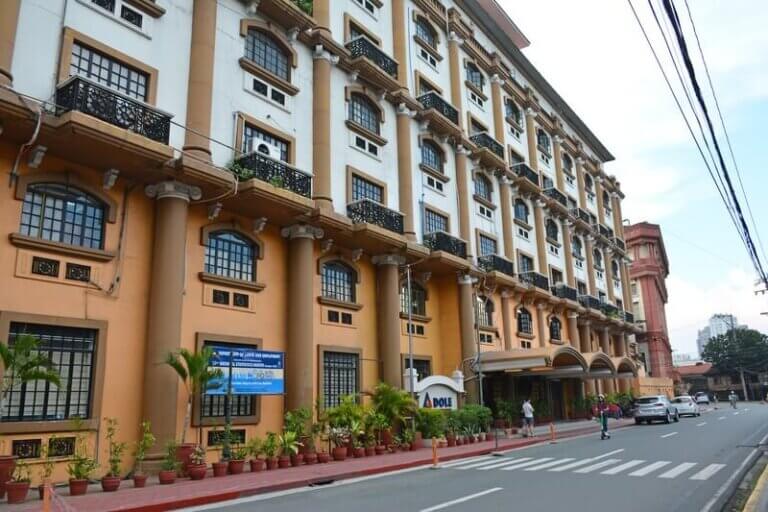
left=499, top=0, right=768, bottom=357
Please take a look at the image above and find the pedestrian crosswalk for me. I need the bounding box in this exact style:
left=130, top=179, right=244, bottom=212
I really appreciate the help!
left=443, top=453, right=726, bottom=481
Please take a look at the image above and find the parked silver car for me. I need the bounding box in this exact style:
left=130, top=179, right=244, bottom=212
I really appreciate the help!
left=672, top=395, right=701, bottom=417
left=634, top=395, right=679, bottom=424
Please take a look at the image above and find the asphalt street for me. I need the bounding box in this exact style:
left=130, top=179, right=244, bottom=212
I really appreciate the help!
left=184, top=403, right=768, bottom=512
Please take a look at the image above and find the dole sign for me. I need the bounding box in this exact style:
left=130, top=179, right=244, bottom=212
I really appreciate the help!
left=403, top=371, right=465, bottom=410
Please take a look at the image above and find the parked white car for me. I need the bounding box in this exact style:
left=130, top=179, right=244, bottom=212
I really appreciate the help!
left=672, top=396, right=701, bottom=417
left=694, top=392, right=710, bottom=405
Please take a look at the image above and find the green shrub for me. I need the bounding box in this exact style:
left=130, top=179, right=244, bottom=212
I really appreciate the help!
left=415, top=408, right=446, bottom=439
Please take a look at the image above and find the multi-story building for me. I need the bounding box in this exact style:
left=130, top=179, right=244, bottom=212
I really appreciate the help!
left=0, top=0, right=637, bottom=472
left=626, top=222, right=673, bottom=378
left=696, top=314, right=744, bottom=356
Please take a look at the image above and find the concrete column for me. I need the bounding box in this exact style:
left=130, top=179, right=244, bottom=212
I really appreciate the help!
left=391, top=0, right=407, bottom=89
left=553, top=135, right=565, bottom=191
left=562, top=221, right=575, bottom=288
left=143, top=181, right=201, bottom=449
left=611, top=193, right=623, bottom=238
left=447, top=33, right=464, bottom=130
left=283, top=225, right=323, bottom=410
left=605, top=248, right=616, bottom=303
left=313, top=0, right=331, bottom=30
left=621, top=261, right=632, bottom=310
left=618, top=379, right=631, bottom=393
left=491, top=75, right=506, bottom=144
left=312, top=48, right=333, bottom=209
left=575, top=157, right=587, bottom=208
left=532, top=200, right=548, bottom=274
left=396, top=105, right=415, bottom=239
left=595, top=177, right=606, bottom=226
left=182, top=0, right=217, bottom=160
left=579, top=321, right=592, bottom=353
left=599, top=326, right=611, bottom=355
left=613, top=333, right=625, bottom=357
left=501, top=293, right=513, bottom=351
left=458, top=274, right=478, bottom=402
left=567, top=312, right=580, bottom=349
left=536, top=302, right=548, bottom=348
left=499, top=178, right=515, bottom=259
left=0, top=0, right=21, bottom=85
left=455, top=146, right=472, bottom=255
left=373, top=255, right=406, bottom=387
left=584, top=236, right=597, bottom=296
left=524, top=108, right=539, bottom=170
left=604, top=378, right=616, bottom=395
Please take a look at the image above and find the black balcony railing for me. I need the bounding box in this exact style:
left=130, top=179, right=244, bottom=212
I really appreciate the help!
left=624, top=311, right=635, bottom=323
left=600, top=302, right=620, bottom=317
left=551, top=284, right=578, bottom=301
left=578, top=295, right=601, bottom=310
left=470, top=133, right=505, bottom=159
left=614, top=237, right=626, bottom=251
left=346, top=37, right=398, bottom=79
left=599, top=224, right=614, bottom=239
left=519, top=271, right=550, bottom=291
left=233, top=152, right=312, bottom=197
left=56, top=76, right=171, bottom=144
left=418, top=92, right=459, bottom=126
left=544, top=187, right=567, bottom=207
left=478, top=254, right=514, bottom=277
left=570, top=207, right=591, bottom=224
left=423, top=231, right=467, bottom=259
left=512, top=163, right=540, bottom=187
left=347, top=199, right=404, bottom=234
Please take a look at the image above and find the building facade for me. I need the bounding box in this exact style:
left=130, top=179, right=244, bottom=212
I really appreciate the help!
left=696, top=314, right=744, bottom=357
left=626, top=222, right=673, bottom=378
left=0, top=0, right=638, bottom=475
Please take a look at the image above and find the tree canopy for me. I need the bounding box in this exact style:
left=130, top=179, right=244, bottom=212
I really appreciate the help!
left=701, top=328, right=768, bottom=374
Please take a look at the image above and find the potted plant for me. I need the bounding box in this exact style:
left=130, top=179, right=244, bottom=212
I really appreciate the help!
left=371, top=383, right=416, bottom=446
left=416, top=408, right=446, bottom=446
left=0, top=334, right=61, bottom=498
left=132, top=420, right=155, bottom=488
left=66, top=422, right=98, bottom=496
left=164, top=347, right=223, bottom=474
left=36, top=440, right=55, bottom=499
left=188, top=445, right=207, bottom=480
left=101, top=417, right=126, bottom=492
left=401, top=429, right=415, bottom=451
left=278, top=431, right=302, bottom=467
left=262, top=432, right=280, bottom=470
left=6, top=461, right=30, bottom=504
left=247, top=437, right=264, bottom=472
left=445, top=410, right=460, bottom=447
left=349, top=420, right=365, bottom=458
left=328, top=427, right=350, bottom=461
left=284, top=407, right=312, bottom=454
left=159, top=441, right=180, bottom=484
left=228, top=444, right=248, bottom=474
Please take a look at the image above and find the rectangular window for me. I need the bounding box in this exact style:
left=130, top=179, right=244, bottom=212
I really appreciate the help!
left=479, top=332, right=494, bottom=344
left=242, top=124, right=289, bottom=162
left=404, top=358, right=431, bottom=380
left=424, top=209, right=448, bottom=234
left=518, top=254, right=534, bottom=274
left=479, top=235, right=497, bottom=256
left=70, top=42, right=148, bottom=101
left=323, top=351, right=359, bottom=408
left=577, top=280, right=587, bottom=296
left=351, top=175, right=384, bottom=203
left=3, top=323, right=96, bottom=422
left=521, top=339, right=532, bottom=349
left=200, top=342, right=255, bottom=418
left=120, top=6, right=143, bottom=28
left=551, top=268, right=563, bottom=285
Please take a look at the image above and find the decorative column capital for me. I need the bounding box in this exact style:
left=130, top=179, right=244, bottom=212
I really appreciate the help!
left=490, top=74, right=504, bottom=85
left=145, top=181, right=201, bottom=202
left=371, top=254, right=405, bottom=266
left=396, top=103, right=414, bottom=117
left=567, top=312, right=579, bottom=319
left=448, top=31, right=464, bottom=44
left=536, top=302, right=547, bottom=311
left=525, top=107, right=537, bottom=117
left=457, top=273, right=477, bottom=286
left=553, top=135, right=563, bottom=145
left=281, top=224, right=324, bottom=240
left=312, top=45, right=335, bottom=62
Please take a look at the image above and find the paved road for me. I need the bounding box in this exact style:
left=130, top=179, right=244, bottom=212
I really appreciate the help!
left=185, top=403, right=768, bottom=512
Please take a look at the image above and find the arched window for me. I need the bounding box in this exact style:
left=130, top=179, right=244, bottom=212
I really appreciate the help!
left=20, top=183, right=106, bottom=249
left=536, top=129, right=551, bottom=152
left=321, top=261, right=357, bottom=303
left=476, top=296, right=493, bottom=327
left=563, top=154, right=573, bottom=173
left=611, top=259, right=620, bottom=277
left=593, top=249, right=603, bottom=269
left=349, top=93, right=380, bottom=135
left=584, top=174, right=594, bottom=193
left=549, top=317, right=562, bottom=340
left=466, top=62, right=484, bottom=90
left=474, top=174, right=492, bottom=202
left=572, top=236, right=583, bottom=258
left=514, top=199, right=529, bottom=223
left=505, top=99, right=522, bottom=126
left=603, top=191, right=612, bottom=211
left=545, top=219, right=559, bottom=242
left=400, top=282, right=426, bottom=316
left=421, top=140, right=443, bottom=172
left=204, top=231, right=257, bottom=282
left=245, top=29, right=290, bottom=81
left=517, top=307, right=532, bottom=335
left=415, top=18, right=437, bottom=48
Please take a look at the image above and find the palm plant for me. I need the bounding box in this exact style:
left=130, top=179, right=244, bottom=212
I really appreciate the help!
left=0, top=334, right=61, bottom=414
left=164, top=347, right=223, bottom=444
left=371, top=382, right=416, bottom=430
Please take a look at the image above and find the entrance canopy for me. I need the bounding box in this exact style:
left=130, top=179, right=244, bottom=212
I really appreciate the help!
left=480, top=346, right=588, bottom=378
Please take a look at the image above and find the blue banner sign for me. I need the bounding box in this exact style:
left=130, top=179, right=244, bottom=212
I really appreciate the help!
left=207, top=346, right=284, bottom=395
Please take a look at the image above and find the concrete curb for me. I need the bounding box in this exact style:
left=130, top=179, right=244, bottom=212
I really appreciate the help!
left=744, top=456, right=768, bottom=512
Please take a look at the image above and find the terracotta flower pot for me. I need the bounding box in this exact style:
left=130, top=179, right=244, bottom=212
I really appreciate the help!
left=382, top=429, right=393, bottom=446
left=228, top=459, right=245, bottom=475
left=317, top=452, right=331, bottom=464
left=353, top=447, right=365, bottom=458
left=0, top=455, right=17, bottom=499
left=69, top=478, right=89, bottom=496
left=365, top=446, right=376, bottom=457
left=278, top=455, right=291, bottom=469
left=101, top=476, right=121, bottom=492
left=304, top=452, right=318, bottom=465
left=266, top=457, right=279, bottom=470
left=38, top=484, right=47, bottom=500
left=447, top=436, right=456, bottom=447
left=158, top=470, right=176, bottom=485
left=332, top=446, right=347, bottom=461
left=485, top=432, right=495, bottom=441
left=375, top=445, right=387, bottom=455
left=6, top=481, right=30, bottom=504
left=212, top=462, right=228, bottom=477
left=188, top=463, right=207, bottom=480
left=438, top=440, right=447, bottom=448
left=133, top=474, right=148, bottom=488
left=175, top=443, right=196, bottom=477
left=290, top=453, right=304, bottom=466
left=250, top=458, right=265, bottom=472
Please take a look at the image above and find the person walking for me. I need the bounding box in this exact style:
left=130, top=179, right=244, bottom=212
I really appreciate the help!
left=729, top=391, right=738, bottom=409
left=522, top=399, right=535, bottom=438
left=597, top=394, right=611, bottom=440
left=713, top=394, right=719, bottom=409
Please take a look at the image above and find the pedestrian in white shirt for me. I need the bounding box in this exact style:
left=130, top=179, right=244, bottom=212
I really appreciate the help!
left=522, top=399, right=535, bottom=438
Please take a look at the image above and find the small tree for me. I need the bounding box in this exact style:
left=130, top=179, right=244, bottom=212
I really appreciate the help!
left=0, top=334, right=61, bottom=415
left=104, top=417, right=126, bottom=478
left=370, top=382, right=416, bottom=430
left=164, top=347, right=223, bottom=444
left=133, top=420, right=155, bottom=476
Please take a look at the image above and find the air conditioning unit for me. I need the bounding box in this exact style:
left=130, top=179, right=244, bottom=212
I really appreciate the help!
left=247, top=139, right=283, bottom=160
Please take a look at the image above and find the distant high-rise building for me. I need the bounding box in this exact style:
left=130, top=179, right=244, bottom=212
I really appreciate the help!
left=697, top=314, right=744, bottom=356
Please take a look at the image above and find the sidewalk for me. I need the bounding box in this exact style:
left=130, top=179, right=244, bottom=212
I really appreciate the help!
left=5, top=418, right=632, bottom=512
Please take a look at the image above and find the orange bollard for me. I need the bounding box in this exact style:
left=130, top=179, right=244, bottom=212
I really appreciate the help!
left=549, top=422, right=557, bottom=444
left=42, top=479, right=51, bottom=512
left=431, top=437, right=439, bottom=467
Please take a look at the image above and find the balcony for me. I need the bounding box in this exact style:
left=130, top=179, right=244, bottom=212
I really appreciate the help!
left=551, top=284, right=578, bottom=301
left=543, top=187, right=568, bottom=208
left=423, top=231, right=467, bottom=259
left=518, top=271, right=550, bottom=291
left=345, top=37, right=399, bottom=90
left=347, top=199, right=404, bottom=235
left=598, top=224, right=614, bottom=240
left=600, top=302, right=620, bottom=318
left=417, top=92, right=460, bottom=134
left=470, top=133, right=504, bottom=159
left=578, top=295, right=601, bottom=310
left=511, top=163, right=540, bottom=189
left=55, top=76, right=171, bottom=144
left=624, top=311, right=635, bottom=323
left=614, top=237, right=626, bottom=252
left=478, top=254, right=514, bottom=278
left=233, top=152, right=312, bottom=198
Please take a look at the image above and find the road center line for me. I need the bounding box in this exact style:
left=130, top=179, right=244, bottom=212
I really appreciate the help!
left=696, top=422, right=707, bottom=426
left=419, top=488, right=503, bottom=512
left=718, top=416, right=726, bottom=420
left=548, top=449, right=624, bottom=472
left=661, top=432, right=678, bottom=438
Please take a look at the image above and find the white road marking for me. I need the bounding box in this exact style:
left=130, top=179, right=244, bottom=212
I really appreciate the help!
left=419, top=488, right=503, bottom=512
left=629, top=461, right=672, bottom=477
left=697, top=422, right=707, bottom=427
left=658, top=463, right=697, bottom=479
left=690, top=464, right=727, bottom=481
left=700, top=433, right=768, bottom=512
left=440, top=456, right=493, bottom=468
left=500, top=458, right=555, bottom=471
left=744, top=408, right=750, bottom=412
left=523, top=458, right=576, bottom=471
left=601, top=460, right=646, bottom=475
left=661, top=432, right=678, bottom=438
left=733, top=412, right=740, bottom=416
left=718, top=416, right=726, bottom=420
left=548, top=449, right=625, bottom=472
left=573, top=459, right=622, bottom=474
left=475, top=458, right=532, bottom=471
left=457, top=458, right=521, bottom=470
